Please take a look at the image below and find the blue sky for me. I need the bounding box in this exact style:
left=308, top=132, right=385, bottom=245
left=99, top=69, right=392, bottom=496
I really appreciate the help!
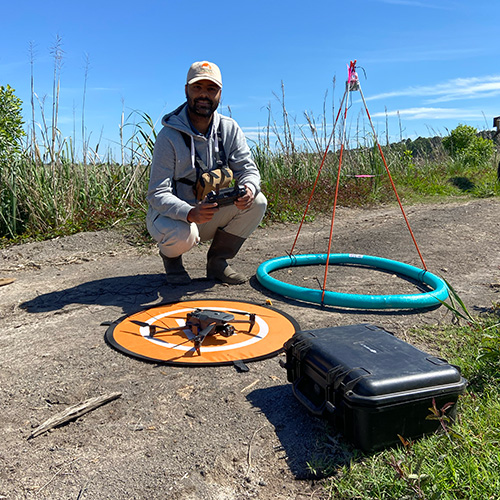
left=1, top=0, right=499, bottom=160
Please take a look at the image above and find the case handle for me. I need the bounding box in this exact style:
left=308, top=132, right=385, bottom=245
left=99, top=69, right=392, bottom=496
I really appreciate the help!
left=292, top=383, right=325, bottom=416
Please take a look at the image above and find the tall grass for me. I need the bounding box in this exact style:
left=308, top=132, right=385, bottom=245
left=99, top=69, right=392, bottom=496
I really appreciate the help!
left=0, top=114, right=151, bottom=243
left=252, top=85, right=499, bottom=223
left=0, top=40, right=158, bottom=243
left=1, top=53, right=499, bottom=243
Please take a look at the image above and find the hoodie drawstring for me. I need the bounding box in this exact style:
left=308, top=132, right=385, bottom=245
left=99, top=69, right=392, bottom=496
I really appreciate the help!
left=189, top=129, right=216, bottom=172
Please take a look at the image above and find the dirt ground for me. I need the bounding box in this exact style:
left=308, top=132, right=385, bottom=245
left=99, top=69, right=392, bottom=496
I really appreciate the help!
left=1, top=198, right=499, bottom=500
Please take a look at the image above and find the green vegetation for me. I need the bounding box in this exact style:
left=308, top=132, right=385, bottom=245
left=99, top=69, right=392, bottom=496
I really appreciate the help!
left=0, top=85, right=26, bottom=237
left=320, top=296, right=500, bottom=499
left=0, top=82, right=153, bottom=244
left=0, top=85, right=24, bottom=156
left=304, top=282, right=500, bottom=498
left=254, top=123, right=499, bottom=223
left=442, top=123, right=495, bottom=168
left=0, top=67, right=499, bottom=243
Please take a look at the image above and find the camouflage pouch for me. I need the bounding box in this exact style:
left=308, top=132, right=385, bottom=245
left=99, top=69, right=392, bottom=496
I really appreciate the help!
left=194, top=166, right=233, bottom=201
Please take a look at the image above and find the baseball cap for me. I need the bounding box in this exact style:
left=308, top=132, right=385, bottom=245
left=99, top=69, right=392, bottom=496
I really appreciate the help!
left=186, top=61, right=222, bottom=88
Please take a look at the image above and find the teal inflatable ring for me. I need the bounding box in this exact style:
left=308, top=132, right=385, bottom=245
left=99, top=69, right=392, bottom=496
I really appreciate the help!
left=256, top=253, right=449, bottom=309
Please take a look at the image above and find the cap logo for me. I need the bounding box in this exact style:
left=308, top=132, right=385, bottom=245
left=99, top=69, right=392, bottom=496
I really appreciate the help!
left=200, top=63, right=213, bottom=74
left=187, top=61, right=222, bottom=87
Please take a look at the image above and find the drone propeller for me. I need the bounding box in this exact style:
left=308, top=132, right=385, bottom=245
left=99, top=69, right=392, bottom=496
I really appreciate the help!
left=225, top=309, right=275, bottom=319
left=130, top=319, right=168, bottom=330
left=129, top=320, right=186, bottom=337
left=248, top=313, right=256, bottom=332
left=165, top=308, right=256, bottom=321
left=179, top=307, right=252, bottom=318
left=223, top=309, right=253, bottom=317
left=213, top=310, right=256, bottom=332
left=226, top=313, right=256, bottom=332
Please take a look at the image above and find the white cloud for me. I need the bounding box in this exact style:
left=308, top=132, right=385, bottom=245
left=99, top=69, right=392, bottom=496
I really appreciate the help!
left=241, top=126, right=268, bottom=142
left=367, top=76, right=500, bottom=103
left=370, top=107, right=485, bottom=120
left=427, top=79, right=500, bottom=103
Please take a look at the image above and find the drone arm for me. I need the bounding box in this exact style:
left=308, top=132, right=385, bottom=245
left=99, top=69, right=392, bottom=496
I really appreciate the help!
left=192, top=323, right=217, bottom=355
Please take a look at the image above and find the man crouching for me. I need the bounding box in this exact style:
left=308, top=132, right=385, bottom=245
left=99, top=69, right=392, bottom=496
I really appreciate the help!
left=146, top=61, right=267, bottom=285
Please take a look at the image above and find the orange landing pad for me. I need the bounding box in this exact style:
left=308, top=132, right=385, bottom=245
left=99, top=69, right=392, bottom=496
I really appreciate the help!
left=105, top=299, right=299, bottom=366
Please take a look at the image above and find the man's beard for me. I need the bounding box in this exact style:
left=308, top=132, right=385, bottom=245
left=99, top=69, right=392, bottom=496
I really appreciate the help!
left=187, top=96, right=218, bottom=117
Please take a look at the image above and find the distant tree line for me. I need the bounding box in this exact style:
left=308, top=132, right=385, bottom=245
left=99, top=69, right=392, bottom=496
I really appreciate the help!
left=399, top=128, right=499, bottom=160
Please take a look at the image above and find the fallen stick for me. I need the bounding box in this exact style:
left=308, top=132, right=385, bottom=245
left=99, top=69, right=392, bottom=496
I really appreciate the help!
left=0, top=278, right=16, bottom=286
left=240, top=379, right=260, bottom=393
left=246, top=425, right=267, bottom=476
left=28, top=392, right=122, bottom=440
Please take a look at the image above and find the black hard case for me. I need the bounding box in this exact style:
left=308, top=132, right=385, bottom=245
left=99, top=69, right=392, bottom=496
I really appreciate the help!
left=283, top=324, right=467, bottom=452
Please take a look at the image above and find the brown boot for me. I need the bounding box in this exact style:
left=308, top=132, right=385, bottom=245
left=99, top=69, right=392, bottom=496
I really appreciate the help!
left=160, top=252, right=191, bottom=285
left=206, top=229, right=247, bottom=285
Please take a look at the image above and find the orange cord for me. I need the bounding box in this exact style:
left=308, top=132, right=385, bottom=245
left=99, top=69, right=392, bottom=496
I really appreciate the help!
left=291, top=61, right=428, bottom=305
left=359, top=87, right=427, bottom=271
left=290, top=88, right=348, bottom=255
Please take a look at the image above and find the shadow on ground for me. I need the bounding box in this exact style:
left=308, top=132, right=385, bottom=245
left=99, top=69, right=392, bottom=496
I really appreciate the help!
left=20, top=273, right=216, bottom=316
left=247, top=384, right=358, bottom=479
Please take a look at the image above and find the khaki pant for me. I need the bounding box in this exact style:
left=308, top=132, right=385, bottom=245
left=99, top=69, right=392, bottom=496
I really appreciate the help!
left=147, top=192, right=267, bottom=258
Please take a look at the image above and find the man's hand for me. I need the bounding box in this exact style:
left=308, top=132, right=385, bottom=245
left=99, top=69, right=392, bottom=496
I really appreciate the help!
left=234, top=185, right=254, bottom=210
left=187, top=202, right=219, bottom=223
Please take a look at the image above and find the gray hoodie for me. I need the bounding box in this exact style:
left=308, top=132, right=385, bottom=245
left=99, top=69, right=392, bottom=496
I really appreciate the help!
left=147, top=103, right=262, bottom=222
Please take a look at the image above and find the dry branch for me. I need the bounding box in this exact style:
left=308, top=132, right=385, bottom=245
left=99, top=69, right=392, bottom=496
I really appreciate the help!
left=0, top=278, right=16, bottom=286
left=28, top=392, right=122, bottom=439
